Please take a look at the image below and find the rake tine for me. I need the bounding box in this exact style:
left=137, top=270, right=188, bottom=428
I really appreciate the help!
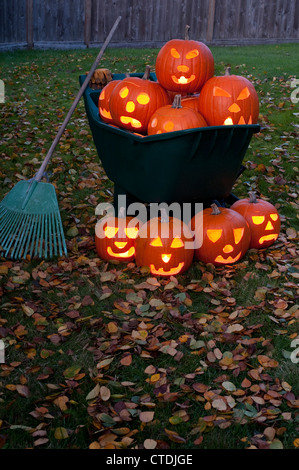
left=15, top=216, right=33, bottom=260
left=0, top=210, right=19, bottom=248
left=2, top=212, right=23, bottom=254
left=54, top=212, right=63, bottom=257
left=23, top=214, right=37, bottom=259
left=44, top=214, right=48, bottom=259
left=51, top=212, right=57, bottom=257
left=33, top=214, right=42, bottom=258
left=48, top=214, right=53, bottom=259
left=37, top=214, right=45, bottom=259
left=29, top=214, right=39, bottom=258
left=11, top=214, right=30, bottom=259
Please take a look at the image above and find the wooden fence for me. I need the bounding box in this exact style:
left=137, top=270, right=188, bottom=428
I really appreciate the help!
left=0, top=0, right=298, bottom=50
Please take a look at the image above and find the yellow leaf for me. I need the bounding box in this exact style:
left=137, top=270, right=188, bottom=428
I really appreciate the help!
left=54, top=427, right=68, bottom=440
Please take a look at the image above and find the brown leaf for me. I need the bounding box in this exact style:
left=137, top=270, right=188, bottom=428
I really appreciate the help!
left=120, top=353, right=132, bottom=366
left=16, top=384, right=30, bottom=398
left=139, top=411, right=154, bottom=423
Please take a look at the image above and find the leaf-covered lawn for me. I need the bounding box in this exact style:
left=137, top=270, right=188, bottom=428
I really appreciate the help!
left=0, top=43, right=298, bottom=449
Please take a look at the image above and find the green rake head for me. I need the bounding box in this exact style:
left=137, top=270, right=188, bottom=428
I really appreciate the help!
left=0, top=180, right=67, bottom=260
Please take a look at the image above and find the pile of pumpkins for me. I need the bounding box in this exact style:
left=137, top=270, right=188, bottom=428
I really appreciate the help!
left=95, top=28, right=280, bottom=276
left=98, top=26, right=259, bottom=135
left=95, top=193, right=281, bottom=277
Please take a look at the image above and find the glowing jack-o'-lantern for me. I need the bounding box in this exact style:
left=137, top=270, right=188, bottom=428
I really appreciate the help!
left=155, top=25, right=214, bottom=94
left=135, top=211, right=194, bottom=276
left=109, top=66, right=170, bottom=134
left=95, top=209, right=139, bottom=262
left=231, top=192, right=280, bottom=249
left=98, top=79, right=121, bottom=123
left=148, top=94, right=207, bottom=135
left=191, top=204, right=250, bottom=266
left=198, top=67, right=259, bottom=126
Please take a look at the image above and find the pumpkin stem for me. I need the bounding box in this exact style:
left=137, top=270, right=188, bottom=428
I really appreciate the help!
left=172, top=94, right=182, bottom=109
left=185, top=25, right=191, bottom=40
left=142, top=65, right=151, bottom=80
left=211, top=203, right=221, bottom=215
left=249, top=191, right=257, bottom=203
left=225, top=67, right=231, bottom=76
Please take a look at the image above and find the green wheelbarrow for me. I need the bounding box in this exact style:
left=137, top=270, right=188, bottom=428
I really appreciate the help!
left=79, top=74, right=260, bottom=209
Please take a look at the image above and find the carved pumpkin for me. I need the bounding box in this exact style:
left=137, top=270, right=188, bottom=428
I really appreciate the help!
left=109, top=66, right=170, bottom=134
left=95, top=208, right=139, bottom=262
left=148, top=94, right=207, bottom=135
left=231, top=192, right=280, bottom=249
left=98, top=79, right=121, bottom=123
left=135, top=211, right=194, bottom=276
left=191, top=203, right=250, bottom=265
left=155, top=25, right=214, bottom=94
left=198, top=67, right=259, bottom=126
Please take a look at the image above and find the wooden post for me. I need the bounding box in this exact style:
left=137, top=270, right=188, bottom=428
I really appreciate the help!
left=26, top=0, right=34, bottom=49
left=206, top=0, right=216, bottom=42
left=84, top=0, right=92, bottom=48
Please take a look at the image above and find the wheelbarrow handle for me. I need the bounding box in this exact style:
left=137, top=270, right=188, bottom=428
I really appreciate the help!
left=34, top=15, right=122, bottom=183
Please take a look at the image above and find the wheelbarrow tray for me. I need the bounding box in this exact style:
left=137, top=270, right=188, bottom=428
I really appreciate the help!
left=80, top=74, right=260, bottom=204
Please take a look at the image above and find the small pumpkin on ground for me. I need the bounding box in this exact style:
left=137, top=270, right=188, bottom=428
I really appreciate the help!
left=191, top=203, right=251, bottom=266
left=148, top=94, right=207, bottom=135
left=95, top=207, right=139, bottom=262
left=230, top=192, right=280, bottom=249
left=135, top=209, right=194, bottom=276
left=198, top=67, right=259, bottom=126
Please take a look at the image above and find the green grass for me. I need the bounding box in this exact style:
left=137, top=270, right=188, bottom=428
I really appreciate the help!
left=0, top=43, right=298, bottom=450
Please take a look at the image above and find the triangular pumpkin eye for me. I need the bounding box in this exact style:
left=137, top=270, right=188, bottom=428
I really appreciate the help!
left=270, top=213, right=278, bottom=221
left=150, top=237, right=163, bottom=247
left=124, top=227, right=139, bottom=239
left=237, top=87, right=250, bottom=100
left=171, top=48, right=180, bottom=58
left=170, top=238, right=184, bottom=248
left=213, top=87, right=231, bottom=98
left=207, top=229, right=222, bottom=242
left=104, top=226, right=119, bottom=238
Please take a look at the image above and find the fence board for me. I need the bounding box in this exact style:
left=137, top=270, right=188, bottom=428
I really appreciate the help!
left=0, top=0, right=298, bottom=49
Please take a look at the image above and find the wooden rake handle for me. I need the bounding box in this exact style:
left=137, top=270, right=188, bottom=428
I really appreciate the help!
left=35, top=15, right=122, bottom=182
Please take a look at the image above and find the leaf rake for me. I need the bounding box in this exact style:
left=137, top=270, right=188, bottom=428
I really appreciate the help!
left=0, top=16, right=121, bottom=260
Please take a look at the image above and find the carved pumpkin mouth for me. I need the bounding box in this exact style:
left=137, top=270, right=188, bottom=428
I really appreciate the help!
left=171, top=74, right=196, bottom=85
left=107, top=246, right=135, bottom=258
left=119, top=116, right=142, bottom=128
left=224, top=115, right=253, bottom=125
left=214, top=252, right=242, bottom=264
left=258, top=234, right=278, bottom=245
left=150, top=262, right=185, bottom=276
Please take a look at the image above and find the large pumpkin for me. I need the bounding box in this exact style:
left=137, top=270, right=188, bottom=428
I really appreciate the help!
left=231, top=192, right=280, bottom=249
left=98, top=79, right=121, bottom=124
left=148, top=94, right=207, bottom=135
left=191, top=203, right=251, bottom=265
left=198, top=67, right=259, bottom=126
left=109, top=66, right=170, bottom=134
left=135, top=211, right=194, bottom=276
left=95, top=209, right=139, bottom=262
left=155, top=25, right=214, bottom=94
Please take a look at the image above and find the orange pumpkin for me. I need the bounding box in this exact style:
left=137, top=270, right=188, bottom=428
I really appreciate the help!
left=135, top=212, right=194, bottom=276
left=98, top=80, right=121, bottom=123
left=231, top=192, right=280, bottom=249
left=95, top=210, right=139, bottom=262
left=191, top=203, right=250, bottom=265
left=148, top=94, right=207, bottom=135
left=181, top=94, right=200, bottom=112
left=155, top=25, right=214, bottom=94
left=109, top=66, right=170, bottom=134
left=198, top=67, right=259, bottom=126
